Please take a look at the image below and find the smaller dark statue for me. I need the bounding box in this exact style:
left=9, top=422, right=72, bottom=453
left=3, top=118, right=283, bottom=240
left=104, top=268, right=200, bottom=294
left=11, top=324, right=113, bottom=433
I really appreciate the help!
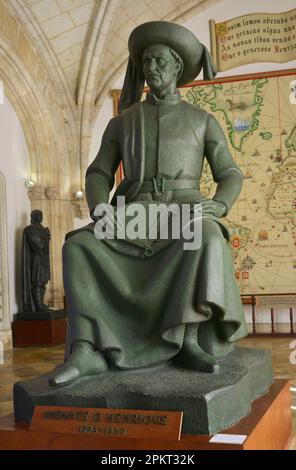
left=21, top=210, right=50, bottom=313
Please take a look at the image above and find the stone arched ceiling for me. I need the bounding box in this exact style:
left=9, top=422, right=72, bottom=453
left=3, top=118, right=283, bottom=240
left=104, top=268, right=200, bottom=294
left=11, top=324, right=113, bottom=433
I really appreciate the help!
left=3, top=0, right=222, bottom=185
left=22, top=0, right=96, bottom=97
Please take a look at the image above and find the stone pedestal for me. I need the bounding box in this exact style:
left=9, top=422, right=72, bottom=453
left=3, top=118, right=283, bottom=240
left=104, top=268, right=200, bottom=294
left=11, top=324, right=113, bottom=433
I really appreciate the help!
left=12, top=311, right=67, bottom=347
left=0, top=380, right=292, bottom=450
left=14, top=347, right=273, bottom=435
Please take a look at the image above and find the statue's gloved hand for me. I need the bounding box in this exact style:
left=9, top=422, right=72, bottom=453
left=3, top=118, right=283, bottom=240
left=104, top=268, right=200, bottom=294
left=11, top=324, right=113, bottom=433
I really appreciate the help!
left=201, top=199, right=227, bottom=218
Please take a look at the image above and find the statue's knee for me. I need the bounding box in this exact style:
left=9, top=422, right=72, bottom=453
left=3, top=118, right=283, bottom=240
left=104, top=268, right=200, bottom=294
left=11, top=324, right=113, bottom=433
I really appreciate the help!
left=202, top=219, right=223, bottom=242
left=62, top=234, right=85, bottom=257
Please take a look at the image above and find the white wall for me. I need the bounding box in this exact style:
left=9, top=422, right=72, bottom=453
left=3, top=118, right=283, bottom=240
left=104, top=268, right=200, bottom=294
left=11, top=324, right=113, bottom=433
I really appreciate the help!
left=74, top=91, right=115, bottom=229
left=88, top=0, right=296, bottom=325
left=89, top=87, right=116, bottom=165
left=0, top=92, right=31, bottom=319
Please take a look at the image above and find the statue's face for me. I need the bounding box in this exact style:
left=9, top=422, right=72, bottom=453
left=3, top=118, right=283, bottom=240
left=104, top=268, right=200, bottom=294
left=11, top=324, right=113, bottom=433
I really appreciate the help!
left=142, top=44, right=180, bottom=92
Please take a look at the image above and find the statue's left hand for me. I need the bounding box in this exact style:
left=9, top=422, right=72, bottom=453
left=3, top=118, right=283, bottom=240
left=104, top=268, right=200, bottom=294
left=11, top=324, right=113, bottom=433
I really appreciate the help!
left=201, top=199, right=227, bottom=218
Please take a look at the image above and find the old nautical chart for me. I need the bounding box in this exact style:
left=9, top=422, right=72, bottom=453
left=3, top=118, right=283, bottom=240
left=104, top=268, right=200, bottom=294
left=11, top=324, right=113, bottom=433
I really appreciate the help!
left=181, top=69, right=296, bottom=295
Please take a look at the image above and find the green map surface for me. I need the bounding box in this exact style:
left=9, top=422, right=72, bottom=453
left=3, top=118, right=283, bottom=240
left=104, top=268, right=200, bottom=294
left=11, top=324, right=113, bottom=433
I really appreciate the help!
left=181, top=72, right=296, bottom=295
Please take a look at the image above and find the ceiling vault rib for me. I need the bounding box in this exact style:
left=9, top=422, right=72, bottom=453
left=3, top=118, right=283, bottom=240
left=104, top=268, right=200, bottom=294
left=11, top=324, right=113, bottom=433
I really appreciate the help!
left=77, top=0, right=120, bottom=189
left=11, top=0, right=76, bottom=115
left=77, top=0, right=109, bottom=106
left=0, top=40, right=52, bottom=183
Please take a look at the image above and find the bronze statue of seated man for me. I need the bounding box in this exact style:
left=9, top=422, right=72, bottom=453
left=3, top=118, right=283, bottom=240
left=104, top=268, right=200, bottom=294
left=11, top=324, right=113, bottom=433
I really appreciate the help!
left=49, top=21, right=247, bottom=387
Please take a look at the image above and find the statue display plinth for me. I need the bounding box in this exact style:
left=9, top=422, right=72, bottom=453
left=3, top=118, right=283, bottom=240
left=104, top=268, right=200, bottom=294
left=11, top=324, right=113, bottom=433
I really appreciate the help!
left=15, top=208, right=67, bottom=347
left=14, top=347, right=273, bottom=435
left=0, top=380, right=292, bottom=450
left=15, top=310, right=66, bottom=321
left=12, top=310, right=67, bottom=347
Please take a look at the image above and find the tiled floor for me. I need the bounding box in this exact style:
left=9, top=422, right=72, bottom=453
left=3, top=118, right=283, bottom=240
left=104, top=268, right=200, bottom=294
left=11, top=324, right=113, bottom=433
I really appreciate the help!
left=0, top=336, right=295, bottom=448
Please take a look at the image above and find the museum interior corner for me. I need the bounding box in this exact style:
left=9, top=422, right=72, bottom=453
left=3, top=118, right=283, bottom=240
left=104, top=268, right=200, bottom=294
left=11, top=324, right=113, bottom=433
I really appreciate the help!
left=0, top=0, right=296, bottom=457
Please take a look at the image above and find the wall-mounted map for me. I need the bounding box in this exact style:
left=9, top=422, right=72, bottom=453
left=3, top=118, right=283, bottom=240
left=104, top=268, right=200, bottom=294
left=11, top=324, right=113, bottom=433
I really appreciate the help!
left=180, top=69, right=296, bottom=295
left=113, top=69, right=296, bottom=295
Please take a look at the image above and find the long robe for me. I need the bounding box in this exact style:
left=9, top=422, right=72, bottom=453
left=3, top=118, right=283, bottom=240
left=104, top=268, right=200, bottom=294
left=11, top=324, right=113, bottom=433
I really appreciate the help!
left=63, top=92, right=248, bottom=366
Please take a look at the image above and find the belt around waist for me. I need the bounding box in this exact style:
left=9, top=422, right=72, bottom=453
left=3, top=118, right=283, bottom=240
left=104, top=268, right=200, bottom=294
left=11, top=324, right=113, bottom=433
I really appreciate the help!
left=138, top=178, right=200, bottom=194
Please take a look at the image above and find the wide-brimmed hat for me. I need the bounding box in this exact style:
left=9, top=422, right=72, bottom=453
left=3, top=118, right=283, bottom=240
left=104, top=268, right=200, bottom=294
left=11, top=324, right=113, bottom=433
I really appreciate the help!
left=129, top=21, right=213, bottom=86
left=119, top=21, right=217, bottom=112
